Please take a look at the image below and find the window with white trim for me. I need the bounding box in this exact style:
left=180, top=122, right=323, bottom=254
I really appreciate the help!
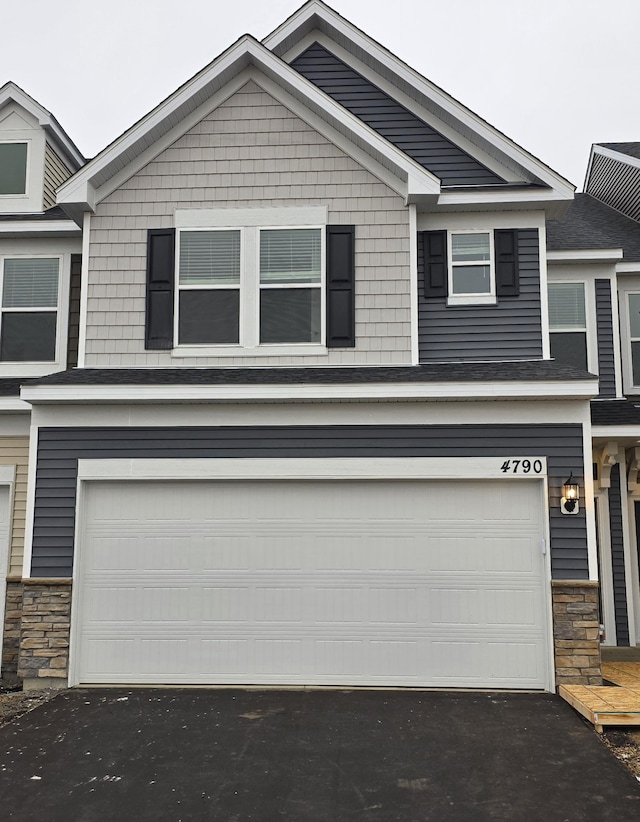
left=0, top=257, right=59, bottom=362
left=548, top=282, right=587, bottom=370
left=627, top=293, right=640, bottom=387
left=176, top=224, right=324, bottom=348
left=448, top=230, right=495, bottom=304
left=0, top=142, right=28, bottom=196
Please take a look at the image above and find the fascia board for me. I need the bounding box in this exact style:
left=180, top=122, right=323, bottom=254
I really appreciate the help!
left=583, top=144, right=598, bottom=193
left=0, top=221, right=82, bottom=238
left=547, top=249, right=624, bottom=264
left=436, top=188, right=573, bottom=219
left=21, top=379, right=598, bottom=404
left=0, top=398, right=31, bottom=412
left=617, top=262, right=640, bottom=274
left=264, top=2, right=575, bottom=200
left=57, top=36, right=439, bottom=213
left=592, top=426, right=640, bottom=439
left=593, top=144, right=640, bottom=172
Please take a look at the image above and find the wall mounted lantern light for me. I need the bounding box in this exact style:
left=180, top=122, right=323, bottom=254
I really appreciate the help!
left=561, top=473, right=579, bottom=515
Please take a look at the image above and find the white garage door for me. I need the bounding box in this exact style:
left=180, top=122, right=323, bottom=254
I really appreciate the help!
left=73, top=478, right=550, bottom=688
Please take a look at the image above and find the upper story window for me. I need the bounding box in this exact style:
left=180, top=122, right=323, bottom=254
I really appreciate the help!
left=0, top=142, right=28, bottom=196
left=447, top=231, right=495, bottom=305
left=626, top=293, right=640, bottom=387
left=175, top=223, right=324, bottom=350
left=548, top=282, right=587, bottom=370
left=0, top=257, right=59, bottom=362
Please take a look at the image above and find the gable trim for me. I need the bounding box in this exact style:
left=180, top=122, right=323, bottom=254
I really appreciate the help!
left=57, top=36, right=440, bottom=220
left=264, top=1, right=574, bottom=200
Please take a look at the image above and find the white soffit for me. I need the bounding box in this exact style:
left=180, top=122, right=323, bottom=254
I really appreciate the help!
left=56, top=36, right=440, bottom=221
left=264, top=1, right=575, bottom=201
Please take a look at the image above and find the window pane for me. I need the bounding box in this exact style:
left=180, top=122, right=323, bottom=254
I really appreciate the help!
left=260, top=288, right=321, bottom=343
left=629, top=294, right=640, bottom=338
left=550, top=331, right=588, bottom=371
left=451, top=233, right=490, bottom=262
left=0, top=312, right=56, bottom=361
left=548, top=283, right=586, bottom=329
left=260, top=229, right=321, bottom=284
left=451, top=265, right=491, bottom=294
left=179, top=289, right=239, bottom=344
left=3, top=258, right=59, bottom=307
left=179, top=230, right=240, bottom=286
left=0, top=143, right=27, bottom=195
left=632, top=342, right=640, bottom=385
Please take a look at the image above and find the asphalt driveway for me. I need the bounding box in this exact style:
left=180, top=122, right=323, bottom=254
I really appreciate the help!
left=1, top=689, right=639, bottom=821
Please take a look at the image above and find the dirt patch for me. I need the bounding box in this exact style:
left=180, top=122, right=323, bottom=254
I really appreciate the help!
left=0, top=687, right=61, bottom=728
left=600, top=728, right=640, bottom=781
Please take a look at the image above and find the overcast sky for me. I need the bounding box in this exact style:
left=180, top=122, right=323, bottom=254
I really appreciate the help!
left=3, top=0, right=639, bottom=190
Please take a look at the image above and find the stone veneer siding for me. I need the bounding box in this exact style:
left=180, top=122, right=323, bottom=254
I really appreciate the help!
left=17, top=580, right=71, bottom=687
left=552, top=581, right=602, bottom=686
left=2, top=581, right=23, bottom=678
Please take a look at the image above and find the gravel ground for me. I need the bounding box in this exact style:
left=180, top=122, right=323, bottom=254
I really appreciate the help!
left=602, top=728, right=640, bottom=781
left=0, top=687, right=61, bottom=728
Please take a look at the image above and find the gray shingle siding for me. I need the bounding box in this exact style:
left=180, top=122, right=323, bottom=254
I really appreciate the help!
left=32, top=423, right=587, bottom=580
left=608, top=464, right=630, bottom=645
left=595, top=279, right=617, bottom=399
left=418, top=229, right=543, bottom=362
left=290, top=43, right=504, bottom=187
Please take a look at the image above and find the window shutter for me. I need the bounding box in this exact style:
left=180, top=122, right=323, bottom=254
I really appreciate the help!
left=495, top=229, right=519, bottom=297
left=326, top=225, right=355, bottom=348
left=145, top=228, right=175, bottom=350
left=424, top=231, right=447, bottom=298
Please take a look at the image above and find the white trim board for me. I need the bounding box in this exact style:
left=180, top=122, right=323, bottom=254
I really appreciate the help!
left=77, top=455, right=548, bottom=482
left=21, top=379, right=599, bottom=405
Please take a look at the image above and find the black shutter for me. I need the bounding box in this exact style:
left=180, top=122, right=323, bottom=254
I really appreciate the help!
left=424, top=230, right=447, bottom=298
left=495, top=229, right=519, bottom=297
left=145, top=228, right=175, bottom=350
left=326, top=225, right=355, bottom=348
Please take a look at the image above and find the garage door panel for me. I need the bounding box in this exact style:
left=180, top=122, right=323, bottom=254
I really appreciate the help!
left=75, top=479, right=550, bottom=688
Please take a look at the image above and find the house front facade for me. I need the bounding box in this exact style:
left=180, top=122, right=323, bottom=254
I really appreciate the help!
left=8, top=1, right=605, bottom=691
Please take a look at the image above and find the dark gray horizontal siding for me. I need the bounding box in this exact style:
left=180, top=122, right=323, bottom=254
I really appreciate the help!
left=290, top=43, right=503, bottom=186
left=595, top=279, right=616, bottom=398
left=32, top=424, right=587, bottom=581
left=609, top=465, right=629, bottom=645
left=418, top=229, right=543, bottom=361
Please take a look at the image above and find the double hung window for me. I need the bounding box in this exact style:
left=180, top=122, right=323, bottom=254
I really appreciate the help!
left=448, top=231, right=495, bottom=304
left=176, top=218, right=324, bottom=350
left=0, top=257, right=59, bottom=362
left=548, top=282, right=587, bottom=370
left=627, top=293, right=640, bottom=387
left=0, top=142, right=28, bottom=196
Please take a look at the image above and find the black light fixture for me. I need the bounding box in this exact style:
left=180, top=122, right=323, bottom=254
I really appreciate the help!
left=561, top=473, right=580, bottom=515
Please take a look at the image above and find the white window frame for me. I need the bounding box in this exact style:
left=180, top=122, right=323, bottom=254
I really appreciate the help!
left=447, top=229, right=496, bottom=306
left=0, top=140, right=29, bottom=199
left=622, top=287, right=640, bottom=394
left=0, top=253, right=65, bottom=375
left=546, top=275, right=598, bottom=375
left=173, top=207, right=327, bottom=357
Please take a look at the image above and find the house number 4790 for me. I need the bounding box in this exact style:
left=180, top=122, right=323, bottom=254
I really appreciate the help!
left=500, top=459, right=543, bottom=474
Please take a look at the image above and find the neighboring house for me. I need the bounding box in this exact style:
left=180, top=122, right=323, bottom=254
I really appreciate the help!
left=547, top=143, right=640, bottom=652
left=0, top=83, right=84, bottom=681
left=10, top=1, right=603, bottom=692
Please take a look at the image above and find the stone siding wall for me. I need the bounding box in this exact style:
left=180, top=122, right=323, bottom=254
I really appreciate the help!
left=552, top=581, right=602, bottom=686
left=2, top=581, right=23, bottom=677
left=17, top=581, right=71, bottom=687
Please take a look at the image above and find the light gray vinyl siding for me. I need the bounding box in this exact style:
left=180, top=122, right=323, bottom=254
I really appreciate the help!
left=290, top=43, right=504, bottom=187
left=608, top=463, right=629, bottom=645
left=595, top=279, right=616, bottom=398
left=32, top=423, right=586, bottom=580
left=587, top=152, right=640, bottom=223
left=43, top=143, right=72, bottom=211
left=418, top=229, right=543, bottom=362
left=86, top=80, right=412, bottom=367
